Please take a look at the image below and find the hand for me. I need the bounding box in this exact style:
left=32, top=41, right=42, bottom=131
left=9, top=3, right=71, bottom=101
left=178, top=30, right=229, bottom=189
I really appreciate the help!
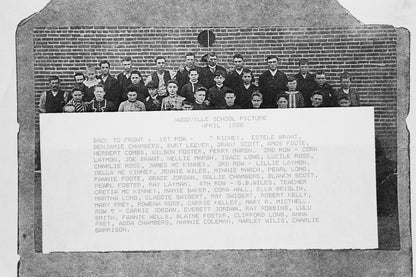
left=178, top=64, right=185, bottom=73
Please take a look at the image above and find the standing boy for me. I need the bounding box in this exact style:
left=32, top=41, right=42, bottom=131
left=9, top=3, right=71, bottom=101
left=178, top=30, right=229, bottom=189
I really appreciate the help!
left=179, top=67, right=203, bottom=102
left=145, top=56, right=176, bottom=97
left=311, top=70, right=334, bottom=107
left=258, top=55, right=288, bottom=108
left=224, top=54, right=255, bottom=91
left=333, top=71, right=360, bottom=106
left=99, top=60, right=120, bottom=107
left=234, top=68, right=258, bottom=109
left=176, top=52, right=199, bottom=91
left=207, top=70, right=231, bottom=108
left=284, top=76, right=305, bottom=108
left=39, top=75, right=68, bottom=113
left=294, top=58, right=315, bottom=105
left=124, top=70, right=149, bottom=102
left=161, top=80, right=185, bottom=111
left=198, top=52, right=226, bottom=89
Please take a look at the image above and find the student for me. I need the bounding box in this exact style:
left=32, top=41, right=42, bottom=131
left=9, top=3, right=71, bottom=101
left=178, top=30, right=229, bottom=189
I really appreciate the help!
left=83, top=66, right=101, bottom=102
left=219, top=90, right=241, bottom=109
left=161, top=80, right=185, bottom=111
left=117, top=57, right=142, bottom=98
left=145, top=56, right=176, bottom=97
left=234, top=68, right=258, bottom=109
left=144, top=82, right=163, bottom=111
left=85, top=84, right=116, bottom=112
left=258, top=55, right=288, bottom=108
left=294, top=58, right=315, bottom=105
left=39, top=75, right=68, bottom=113
left=118, top=88, right=146, bottom=112
left=123, top=70, right=149, bottom=102
left=206, top=70, right=232, bottom=108
left=181, top=100, right=194, bottom=110
left=98, top=60, right=120, bottom=107
left=198, top=52, right=227, bottom=89
left=192, top=87, right=210, bottom=110
left=333, top=71, right=360, bottom=106
left=338, top=95, right=352, bottom=107
left=276, top=94, right=289, bottom=109
left=311, top=70, right=334, bottom=107
left=250, top=91, right=264, bottom=109
left=284, top=76, right=305, bottom=108
left=179, top=67, right=202, bottom=101
left=63, top=87, right=87, bottom=112
left=310, top=91, right=324, bottom=108
left=176, top=52, right=199, bottom=91
left=73, top=72, right=88, bottom=97
left=224, top=54, right=255, bottom=91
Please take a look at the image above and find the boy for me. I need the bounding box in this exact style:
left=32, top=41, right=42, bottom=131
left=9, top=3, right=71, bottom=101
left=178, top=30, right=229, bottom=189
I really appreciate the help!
left=179, top=67, right=202, bottom=101
left=85, top=84, right=116, bottom=112
left=276, top=94, right=289, bottom=109
left=98, top=60, right=120, bottom=107
left=176, top=52, right=199, bottom=91
left=207, top=70, right=231, bottom=108
left=311, top=70, right=334, bottom=107
left=219, top=90, right=241, bottom=109
left=63, top=87, right=87, bottom=112
left=161, top=80, right=185, bottom=111
left=198, top=52, right=227, bottom=89
left=294, top=58, right=315, bottom=103
left=309, top=91, right=324, bottom=108
left=224, top=54, right=255, bottom=91
left=284, top=76, right=305, bottom=108
left=192, top=87, right=210, bottom=110
left=234, top=68, right=258, bottom=109
left=118, top=88, right=146, bottom=112
left=123, top=70, right=149, bottom=102
left=181, top=100, right=194, bottom=110
left=258, top=55, right=288, bottom=108
left=144, top=82, right=164, bottom=111
left=333, top=71, right=360, bottom=106
left=39, top=75, right=68, bottom=113
left=338, top=95, right=352, bottom=107
left=250, top=91, right=264, bottom=109
left=117, top=57, right=144, bottom=97
left=145, top=56, right=176, bottom=96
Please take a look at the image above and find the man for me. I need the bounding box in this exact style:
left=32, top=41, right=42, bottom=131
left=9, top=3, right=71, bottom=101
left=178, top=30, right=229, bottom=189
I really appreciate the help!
left=225, top=54, right=255, bottom=91
left=198, top=52, right=226, bottom=89
left=258, top=55, right=288, bottom=108
left=176, top=52, right=198, bottom=91
left=98, top=60, right=120, bottom=107
left=293, top=58, right=315, bottom=106
left=117, top=57, right=143, bottom=99
left=145, top=56, right=176, bottom=97
left=311, top=70, right=334, bottom=107
left=39, top=75, right=68, bottom=113
left=192, top=87, right=210, bottom=110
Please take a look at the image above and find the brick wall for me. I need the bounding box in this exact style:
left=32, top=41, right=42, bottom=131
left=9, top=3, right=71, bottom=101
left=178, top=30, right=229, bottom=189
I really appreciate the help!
left=33, top=25, right=397, bottom=159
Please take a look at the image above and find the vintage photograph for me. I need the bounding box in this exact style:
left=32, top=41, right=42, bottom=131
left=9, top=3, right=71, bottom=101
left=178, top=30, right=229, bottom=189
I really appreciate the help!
left=16, top=0, right=411, bottom=275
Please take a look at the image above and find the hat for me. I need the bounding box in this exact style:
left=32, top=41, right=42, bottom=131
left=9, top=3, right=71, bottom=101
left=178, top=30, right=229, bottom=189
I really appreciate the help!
left=146, top=82, right=157, bottom=89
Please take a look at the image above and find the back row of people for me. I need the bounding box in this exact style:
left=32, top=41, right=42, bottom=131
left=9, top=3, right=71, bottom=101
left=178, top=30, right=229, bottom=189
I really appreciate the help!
left=39, top=52, right=360, bottom=113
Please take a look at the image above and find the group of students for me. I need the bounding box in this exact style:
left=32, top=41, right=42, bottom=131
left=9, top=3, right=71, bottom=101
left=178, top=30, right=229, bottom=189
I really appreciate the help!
left=38, top=52, right=361, bottom=113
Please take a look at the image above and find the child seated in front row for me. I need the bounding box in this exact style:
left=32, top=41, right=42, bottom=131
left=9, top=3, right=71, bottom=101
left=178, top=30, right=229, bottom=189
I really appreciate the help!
left=118, top=87, right=146, bottom=112
left=161, top=80, right=185, bottom=111
left=63, top=86, right=87, bottom=112
left=284, top=76, right=304, bottom=108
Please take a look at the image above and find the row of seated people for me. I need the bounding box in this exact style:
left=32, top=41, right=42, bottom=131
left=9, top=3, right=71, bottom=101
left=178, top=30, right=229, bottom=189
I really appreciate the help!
left=39, top=53, right=360, bottom=113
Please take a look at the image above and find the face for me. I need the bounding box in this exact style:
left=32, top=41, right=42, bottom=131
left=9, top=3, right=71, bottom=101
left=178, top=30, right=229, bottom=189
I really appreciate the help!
left=339, top=98, right=351, bottom=107
left=156, top=58, right=166, bottom=71
left=287, top=80, right=297, bottom=91
left=131, top=73, right=141, bottom=85
left=167, top=83, right=178, bottom=96
left=86, top=70, right=96, bottom=81
left=233, top=58, right=244, bottom=70
left=182, top=104, right=193, bottom=110
left=207, top=55, right=217, bottom=67
left=122, top=60, right=132, bottom=72
left=194, top=91, right=206, bottom=104
left=299, top=64, right=309, bottom=74
left=189, top=71, right=199, bottom=82
left=225, top=93, right=236, bottom=106
left=341, top=78, right=351, bottom=89
left=49, top=79, right=60, bottom=90
left=242, top=73, right=252, bottom=84
left=311, top=94, right=323, bottom=107
left=214, top=75, right=225, bottom=86
left=267, top=58, right=278, bottom=71
left=251, top=95, right=262, bottom=108
left=100, top=63, right=110, bottom=75
left=94, top=87, right=105, bottom=100
left=315, top=74, right=326, bottom=86
left=185, top=55, right=195, bottom=67
left=72, top=90, right=83, bottom=102
left=148, top=88, right=157, bottom=97
left=127, top=91, right=138, bottom=102
left=277, top=97, right=288, bottom=108
left=74, top=75, right=84, bottom=84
